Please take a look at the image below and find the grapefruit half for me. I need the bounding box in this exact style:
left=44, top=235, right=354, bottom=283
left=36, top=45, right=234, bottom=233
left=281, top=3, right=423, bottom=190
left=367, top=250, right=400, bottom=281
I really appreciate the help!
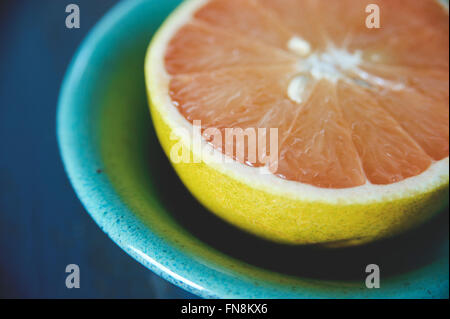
left=145, top=0, right=449, bottom=246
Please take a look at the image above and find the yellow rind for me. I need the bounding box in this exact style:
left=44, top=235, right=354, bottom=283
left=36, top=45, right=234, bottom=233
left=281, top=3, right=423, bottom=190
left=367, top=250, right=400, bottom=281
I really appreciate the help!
left=145, top=0, right=449, bottom=246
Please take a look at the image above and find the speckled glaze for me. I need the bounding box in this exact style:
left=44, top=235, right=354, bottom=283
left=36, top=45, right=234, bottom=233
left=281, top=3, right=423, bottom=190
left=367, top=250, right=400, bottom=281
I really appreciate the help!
left=57, top=0, right=449, bottom=299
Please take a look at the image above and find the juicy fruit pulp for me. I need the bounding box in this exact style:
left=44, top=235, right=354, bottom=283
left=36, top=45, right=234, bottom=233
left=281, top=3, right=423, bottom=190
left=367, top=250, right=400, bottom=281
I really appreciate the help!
left=165, top=0, right=449, bottom=189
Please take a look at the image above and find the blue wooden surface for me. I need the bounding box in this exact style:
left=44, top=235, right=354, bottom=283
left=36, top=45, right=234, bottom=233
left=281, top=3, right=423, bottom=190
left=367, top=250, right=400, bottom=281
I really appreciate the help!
left=0, top=0, right=195, bottom=298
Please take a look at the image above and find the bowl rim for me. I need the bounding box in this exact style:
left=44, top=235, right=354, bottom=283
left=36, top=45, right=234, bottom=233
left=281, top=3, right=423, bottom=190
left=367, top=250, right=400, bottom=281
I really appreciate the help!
left=57, top=0, right=449, bottom=299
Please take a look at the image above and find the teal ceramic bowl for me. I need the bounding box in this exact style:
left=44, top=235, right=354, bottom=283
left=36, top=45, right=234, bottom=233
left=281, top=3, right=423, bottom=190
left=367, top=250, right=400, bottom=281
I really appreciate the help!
left=57, top=0, right=449, bottom=298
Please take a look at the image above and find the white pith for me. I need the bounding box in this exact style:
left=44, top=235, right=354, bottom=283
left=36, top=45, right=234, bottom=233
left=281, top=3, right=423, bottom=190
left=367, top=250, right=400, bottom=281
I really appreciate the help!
left=286, top=44, right=407, bottom=103
left=297, top=48, right=363, bottom=83
left=145, top=0, right=449, bottom=204
left=287, top=36, right=311, bottom=56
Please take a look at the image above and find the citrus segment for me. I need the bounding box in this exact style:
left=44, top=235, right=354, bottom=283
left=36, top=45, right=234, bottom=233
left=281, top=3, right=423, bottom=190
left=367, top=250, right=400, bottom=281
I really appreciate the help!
left=276, top=80, right=366, bottom=188
left=169, top=65, right=298, bottom=128
left=194, top=0, right=293, bottom=50
left=336, top=81, right=433, bottom=185
left=165, top=22, right=296, bottom=75
left=357, top=64, right=449, bottom=102
left=256, top=0, right=327, bottom=49
left=372, top=87, right=449, bottom=161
